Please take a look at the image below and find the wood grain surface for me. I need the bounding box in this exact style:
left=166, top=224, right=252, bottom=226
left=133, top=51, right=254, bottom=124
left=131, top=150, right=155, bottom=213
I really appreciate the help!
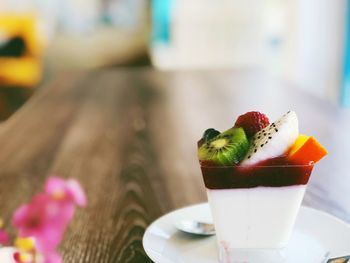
left=0, top=69, right=349, bottom=262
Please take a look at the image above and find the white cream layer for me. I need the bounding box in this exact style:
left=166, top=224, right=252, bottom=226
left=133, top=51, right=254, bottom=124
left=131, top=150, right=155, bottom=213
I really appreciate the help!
left=207, top=185, right=306, bottom=249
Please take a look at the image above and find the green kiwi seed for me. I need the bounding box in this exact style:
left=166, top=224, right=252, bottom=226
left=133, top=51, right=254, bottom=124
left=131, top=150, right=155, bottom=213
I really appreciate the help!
left=198, top=127, right=249, bottom=165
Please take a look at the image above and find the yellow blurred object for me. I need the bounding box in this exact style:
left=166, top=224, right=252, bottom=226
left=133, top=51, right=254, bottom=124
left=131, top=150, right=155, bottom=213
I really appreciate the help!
left=0, top=57, right=41, bottom=86
left=0, top=14, right=43, bottom=87
left=14, top=237, right=36, bottom=252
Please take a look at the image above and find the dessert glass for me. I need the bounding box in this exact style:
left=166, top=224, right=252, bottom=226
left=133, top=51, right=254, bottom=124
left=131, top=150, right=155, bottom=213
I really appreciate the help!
left=200, top=162, right=314, bottom=262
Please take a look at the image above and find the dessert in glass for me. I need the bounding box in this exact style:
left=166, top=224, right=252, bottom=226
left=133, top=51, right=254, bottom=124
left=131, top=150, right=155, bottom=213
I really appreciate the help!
left=197, top=111, right=327, bottom=262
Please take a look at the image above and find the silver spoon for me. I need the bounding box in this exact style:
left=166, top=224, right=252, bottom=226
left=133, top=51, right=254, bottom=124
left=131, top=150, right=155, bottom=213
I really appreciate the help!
left=175, top=220, right=215, bottom=236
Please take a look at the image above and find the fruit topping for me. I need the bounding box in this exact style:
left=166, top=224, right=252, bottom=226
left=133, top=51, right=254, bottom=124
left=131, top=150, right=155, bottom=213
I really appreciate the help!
left=234, top=111, right=270, bottom=138
left=197, top=110, right=327, bottom=168
left=288, top=134, right=309, bottom=155
left=288, top=135, right=328, bottom=164
left=197, top=128, right=220, bottom=148
left=203, top=128, right=221, bottom=142
left=197, top=138, right=205, bottom=148
left=198, top=127, right=249, bottom=166
left=241, top=111, right=299, bottom=165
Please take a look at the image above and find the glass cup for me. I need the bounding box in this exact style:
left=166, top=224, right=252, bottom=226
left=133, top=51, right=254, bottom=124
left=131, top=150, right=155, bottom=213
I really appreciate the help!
left=200, top=163, right=314, bottom=263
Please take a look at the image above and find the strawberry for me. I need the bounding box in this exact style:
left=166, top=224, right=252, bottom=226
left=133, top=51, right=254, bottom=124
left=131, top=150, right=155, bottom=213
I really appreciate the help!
left=234, top=111, right=269, bottom=138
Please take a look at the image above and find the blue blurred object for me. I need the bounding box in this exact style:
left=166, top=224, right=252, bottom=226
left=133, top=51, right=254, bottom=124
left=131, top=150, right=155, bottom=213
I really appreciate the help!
left=151, top=0, right=172, bottom=44
left=341, top=0, right=350, bottom=106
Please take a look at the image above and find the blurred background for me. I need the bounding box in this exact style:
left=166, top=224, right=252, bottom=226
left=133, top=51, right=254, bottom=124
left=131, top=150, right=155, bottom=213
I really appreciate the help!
left=0, top=0, right=349, bottom=120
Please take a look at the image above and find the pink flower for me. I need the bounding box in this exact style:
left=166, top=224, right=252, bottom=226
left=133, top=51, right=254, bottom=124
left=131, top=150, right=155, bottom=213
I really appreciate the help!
left=14, top=250, right=63, bottom=263
left=12, top=177, right=87, bottom=263
left=13, top=251, right=34, bottom=263
left=13, top=237, right=63, bottom=263
left=0, top=229, right=9, bottom=245
left=44, top=251, right=62, bottom=263
left=45, top=177, right=87, bottom=207
left=13, top=193, right=69, bottom=252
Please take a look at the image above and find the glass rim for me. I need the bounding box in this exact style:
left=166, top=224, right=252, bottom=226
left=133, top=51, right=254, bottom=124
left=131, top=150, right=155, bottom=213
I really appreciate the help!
left=199, top=162, right=315, bottom=169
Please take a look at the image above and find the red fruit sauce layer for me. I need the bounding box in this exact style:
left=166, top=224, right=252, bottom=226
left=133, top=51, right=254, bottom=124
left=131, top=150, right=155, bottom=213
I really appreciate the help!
left=200, top=157, right=314, bottom=189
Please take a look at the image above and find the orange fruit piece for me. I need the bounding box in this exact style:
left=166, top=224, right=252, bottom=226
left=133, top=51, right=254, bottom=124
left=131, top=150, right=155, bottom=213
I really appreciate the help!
left=288, top=135, right=328, bottom=164
left=288, top=134, right=309, bottom=156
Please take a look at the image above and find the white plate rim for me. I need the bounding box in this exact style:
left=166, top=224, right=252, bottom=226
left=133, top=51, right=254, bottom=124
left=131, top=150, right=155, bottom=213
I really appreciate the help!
left=142, top=203, right=350, bottom=263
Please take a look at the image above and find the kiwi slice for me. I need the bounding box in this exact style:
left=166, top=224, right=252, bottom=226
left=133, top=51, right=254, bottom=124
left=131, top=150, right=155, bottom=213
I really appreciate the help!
left=198, top=127, right=249, bottom=165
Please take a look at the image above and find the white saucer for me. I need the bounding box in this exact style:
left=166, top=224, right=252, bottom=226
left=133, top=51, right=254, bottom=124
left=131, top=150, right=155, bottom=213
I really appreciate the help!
left=143, top=203, right=350, bottom=263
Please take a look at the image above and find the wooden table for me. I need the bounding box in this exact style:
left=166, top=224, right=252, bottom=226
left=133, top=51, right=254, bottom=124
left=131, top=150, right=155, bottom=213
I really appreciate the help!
left=0, top=69, right=349, bottom=262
